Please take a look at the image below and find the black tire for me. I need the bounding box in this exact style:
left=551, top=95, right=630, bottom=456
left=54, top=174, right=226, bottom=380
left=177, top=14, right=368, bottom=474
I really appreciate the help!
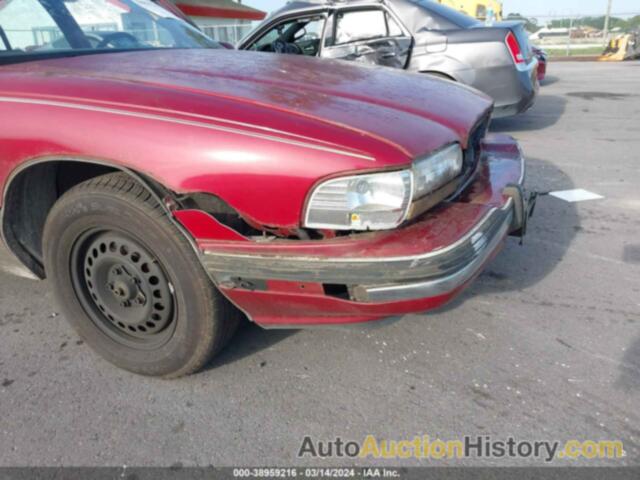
left=43, top=173, right=242, bottom=378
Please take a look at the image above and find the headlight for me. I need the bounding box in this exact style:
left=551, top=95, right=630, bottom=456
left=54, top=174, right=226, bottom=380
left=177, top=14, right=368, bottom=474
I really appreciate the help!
left=304, top=144, right=463, bottom=231
left=412, top=144, right=463, bottom=199
left=304, top=170, right=413, bottom=231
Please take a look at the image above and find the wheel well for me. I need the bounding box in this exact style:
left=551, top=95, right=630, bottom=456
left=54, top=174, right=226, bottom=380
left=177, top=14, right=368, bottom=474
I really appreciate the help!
left=2, top=161, right=261, bottom=278
left=2, top=161, right=125, bottom=278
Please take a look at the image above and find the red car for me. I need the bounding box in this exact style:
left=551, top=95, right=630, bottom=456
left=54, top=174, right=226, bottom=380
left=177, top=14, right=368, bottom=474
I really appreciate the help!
left=0, top=0, right=530, bottom=377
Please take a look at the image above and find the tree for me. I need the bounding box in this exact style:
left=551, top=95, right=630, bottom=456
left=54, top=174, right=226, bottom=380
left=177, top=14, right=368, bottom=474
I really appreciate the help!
left=506, top=13, right=538, bottom=33
left=548, top=15, right=638, bottom=32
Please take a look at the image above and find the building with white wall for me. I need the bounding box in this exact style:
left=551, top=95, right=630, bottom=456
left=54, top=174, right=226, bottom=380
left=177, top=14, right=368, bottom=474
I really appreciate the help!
left=172, top=0, right=266, bottom=43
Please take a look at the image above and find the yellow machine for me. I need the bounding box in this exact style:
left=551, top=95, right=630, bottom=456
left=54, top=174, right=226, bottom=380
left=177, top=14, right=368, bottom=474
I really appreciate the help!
left=599, top=32, right=640, bottom=61
left=436, top=0, right=503, bottom=21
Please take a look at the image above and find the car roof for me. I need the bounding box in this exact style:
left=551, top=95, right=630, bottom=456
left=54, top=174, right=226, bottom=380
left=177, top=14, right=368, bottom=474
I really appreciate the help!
left=268, top=0, right=478, bottom=32
left=268, top=1, right=377, bottom=17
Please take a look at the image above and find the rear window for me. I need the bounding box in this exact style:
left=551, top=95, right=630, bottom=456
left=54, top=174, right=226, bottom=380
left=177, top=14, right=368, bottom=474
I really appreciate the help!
left=413, top=0, right=480, bottom=29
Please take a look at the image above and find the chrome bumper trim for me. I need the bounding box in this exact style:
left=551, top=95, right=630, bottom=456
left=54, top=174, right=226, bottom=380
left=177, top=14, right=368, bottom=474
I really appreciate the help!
left=355, top=203, right=513, bottom=302
left=203, top=195, right=518, bottom=300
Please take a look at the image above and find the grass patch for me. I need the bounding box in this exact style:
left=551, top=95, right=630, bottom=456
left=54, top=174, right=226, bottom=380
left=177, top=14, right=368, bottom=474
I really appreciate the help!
left=546, top=47, right=605, bottom=57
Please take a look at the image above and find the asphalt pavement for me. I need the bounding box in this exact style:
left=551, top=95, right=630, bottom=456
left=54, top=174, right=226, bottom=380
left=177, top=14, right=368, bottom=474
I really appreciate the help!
left=0, top=61, right=639, bottom=467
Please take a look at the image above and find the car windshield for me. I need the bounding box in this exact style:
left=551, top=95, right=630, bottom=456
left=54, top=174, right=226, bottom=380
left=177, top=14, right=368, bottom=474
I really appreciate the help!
left=0, top=0, right=219, bottom=61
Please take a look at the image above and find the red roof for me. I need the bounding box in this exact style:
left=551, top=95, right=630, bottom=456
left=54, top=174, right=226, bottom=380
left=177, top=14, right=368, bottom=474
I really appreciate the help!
left=174, top=0, right=266, bottom=21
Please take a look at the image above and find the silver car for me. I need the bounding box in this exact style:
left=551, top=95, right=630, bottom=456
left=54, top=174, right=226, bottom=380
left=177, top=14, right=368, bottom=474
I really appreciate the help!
left=238, top=0, right=539, bottom=117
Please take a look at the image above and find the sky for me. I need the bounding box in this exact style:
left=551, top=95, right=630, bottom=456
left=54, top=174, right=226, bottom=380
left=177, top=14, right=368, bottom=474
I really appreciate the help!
left=242, top=0, right=640, bottom=19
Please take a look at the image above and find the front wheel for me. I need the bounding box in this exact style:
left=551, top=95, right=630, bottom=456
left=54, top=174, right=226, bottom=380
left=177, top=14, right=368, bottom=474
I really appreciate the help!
left=43, top=173, right=242, bottom=377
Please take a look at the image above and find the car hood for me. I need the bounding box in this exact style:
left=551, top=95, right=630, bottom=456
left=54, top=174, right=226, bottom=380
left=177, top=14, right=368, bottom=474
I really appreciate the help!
left=3, top=49, right=492, bottom=165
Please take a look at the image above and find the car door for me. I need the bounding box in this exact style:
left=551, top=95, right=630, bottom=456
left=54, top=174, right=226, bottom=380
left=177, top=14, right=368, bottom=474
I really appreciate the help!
left=320, top=8, right=412, bottom=69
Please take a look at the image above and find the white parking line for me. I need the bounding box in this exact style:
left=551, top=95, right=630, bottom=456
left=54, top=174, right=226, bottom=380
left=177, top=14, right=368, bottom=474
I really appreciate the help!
left=549, top=189, right=605, bottom=203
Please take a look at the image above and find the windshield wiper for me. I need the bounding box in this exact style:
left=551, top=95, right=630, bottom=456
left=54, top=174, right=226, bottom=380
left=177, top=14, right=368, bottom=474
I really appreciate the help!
left=0, top=26, right=12, bottom=51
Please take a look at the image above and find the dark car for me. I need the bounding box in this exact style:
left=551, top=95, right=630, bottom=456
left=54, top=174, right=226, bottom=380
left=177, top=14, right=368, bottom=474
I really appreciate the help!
left=532, top=46, right=547, bottom=82
left=239, top=0, right=539, bottom=117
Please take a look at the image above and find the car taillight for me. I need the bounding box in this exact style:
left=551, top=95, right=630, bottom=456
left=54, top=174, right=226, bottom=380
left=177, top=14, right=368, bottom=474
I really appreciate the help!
left=505, top=32, right=525, bottom=64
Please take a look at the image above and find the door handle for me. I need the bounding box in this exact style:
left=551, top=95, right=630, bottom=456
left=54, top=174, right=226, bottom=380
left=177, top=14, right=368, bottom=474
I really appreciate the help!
left=381, top=51, right=397, bottom=58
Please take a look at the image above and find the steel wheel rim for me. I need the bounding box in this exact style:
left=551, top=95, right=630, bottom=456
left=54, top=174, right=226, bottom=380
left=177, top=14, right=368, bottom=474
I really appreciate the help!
left=70, top=229, right=177, bottom=349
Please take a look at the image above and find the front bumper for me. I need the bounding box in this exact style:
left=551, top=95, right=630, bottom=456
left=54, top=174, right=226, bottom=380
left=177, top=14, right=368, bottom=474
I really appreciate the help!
left=353, top=198, right=516, bottom=303
left=196, top=134, right=529, bottom=327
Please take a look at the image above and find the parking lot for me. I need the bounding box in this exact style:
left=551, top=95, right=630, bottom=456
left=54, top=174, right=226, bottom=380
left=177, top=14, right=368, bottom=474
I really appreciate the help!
left=0, top=61, right=638, bottom=467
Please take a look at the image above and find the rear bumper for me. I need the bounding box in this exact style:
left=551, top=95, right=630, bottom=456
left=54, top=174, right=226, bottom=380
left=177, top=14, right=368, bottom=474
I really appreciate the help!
left=195, top=134, right=529, bottom=327
left=491, top=58, right=540, bottom=117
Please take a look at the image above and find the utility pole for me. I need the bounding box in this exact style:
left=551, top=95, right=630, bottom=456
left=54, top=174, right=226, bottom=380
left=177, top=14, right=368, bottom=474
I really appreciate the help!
left=566, top=17, right=573, bottom=56
left=603, top=0, right=613, bottom=45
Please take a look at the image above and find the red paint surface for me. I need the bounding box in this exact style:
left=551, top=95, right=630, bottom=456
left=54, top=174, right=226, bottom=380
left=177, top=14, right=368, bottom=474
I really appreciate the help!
left=221, top=286, right=465, bottom=326
left=176, top=4, right=266, bottom=20
left=537, top=59, right=547, bottom=82
left=532, top=48, right=547, bottom=82
left=173, top=210, right=248, bottom=241
left=0, top=49, right=491, bottom=229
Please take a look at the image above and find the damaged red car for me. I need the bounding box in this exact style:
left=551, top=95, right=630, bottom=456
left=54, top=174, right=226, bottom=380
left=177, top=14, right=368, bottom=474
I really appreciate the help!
left=0, top=0, right=531, bottom=377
